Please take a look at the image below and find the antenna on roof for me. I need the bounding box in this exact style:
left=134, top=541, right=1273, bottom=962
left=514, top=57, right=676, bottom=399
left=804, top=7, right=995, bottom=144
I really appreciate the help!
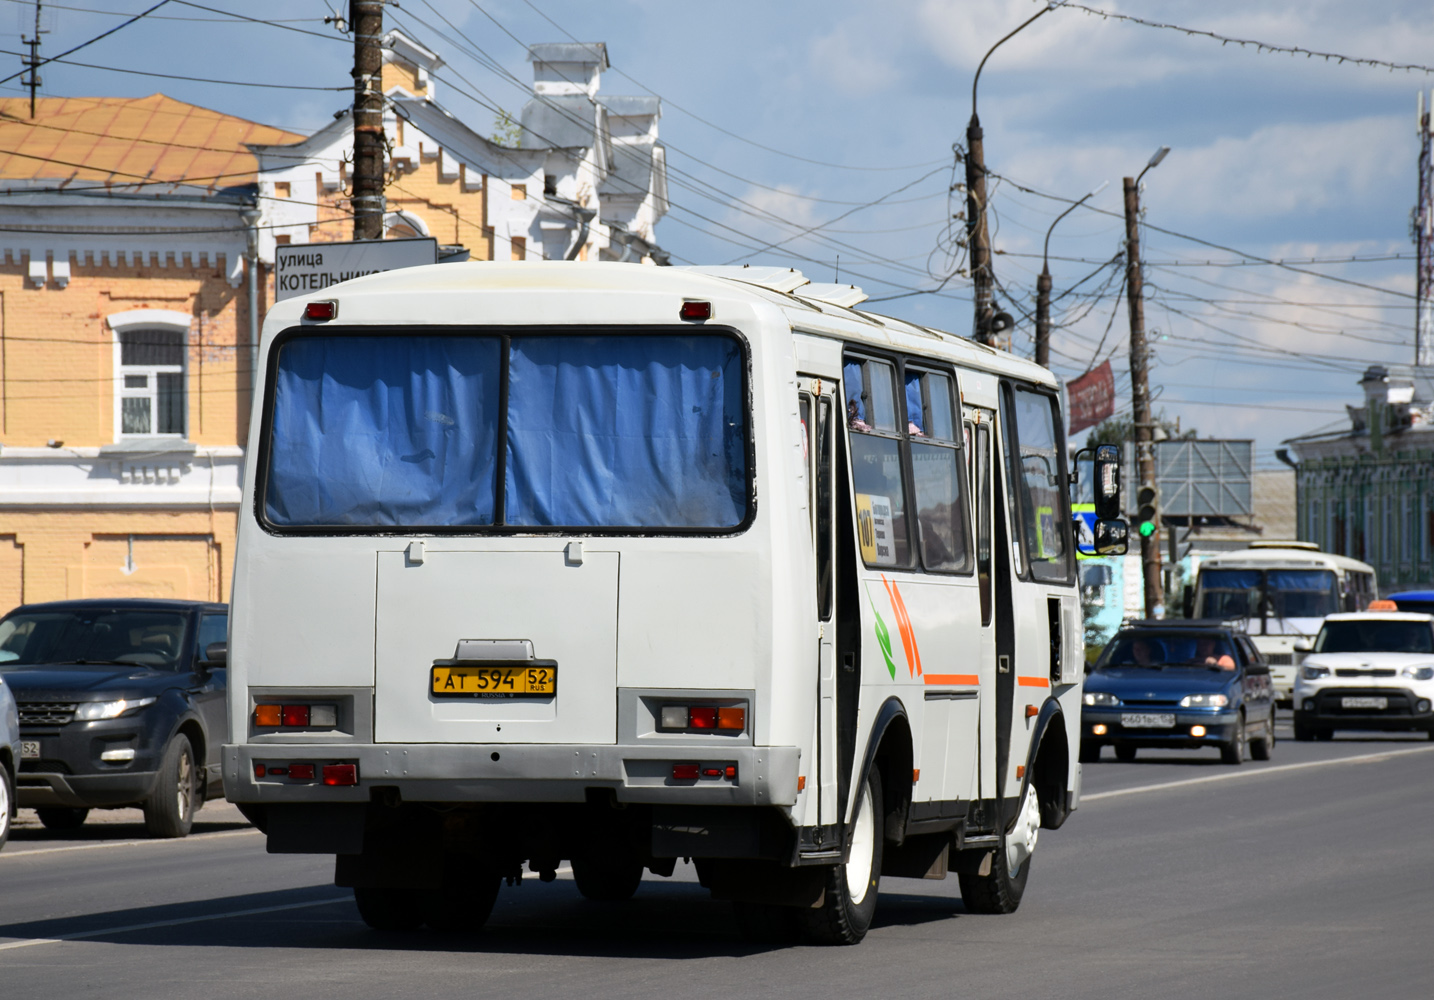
left=20, top=1, right=50, bottom=119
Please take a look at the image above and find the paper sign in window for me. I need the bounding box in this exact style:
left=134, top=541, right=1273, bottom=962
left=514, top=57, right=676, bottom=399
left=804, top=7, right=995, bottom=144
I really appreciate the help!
left=857, top=493, right=897, bottom=566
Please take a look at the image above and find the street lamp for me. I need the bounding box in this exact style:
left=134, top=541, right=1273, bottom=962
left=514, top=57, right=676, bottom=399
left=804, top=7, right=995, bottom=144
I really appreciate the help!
left=1035, top=179, right=1109, bottom=367
left=965, top=3, right=1054, bottom=346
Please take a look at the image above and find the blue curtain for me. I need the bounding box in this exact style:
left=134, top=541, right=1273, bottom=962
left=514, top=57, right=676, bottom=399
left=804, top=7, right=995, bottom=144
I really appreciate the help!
left=904, top=372, right=923, bottom=433
left=265, top=336, right=501, bottom=526
left=503, top=335, right=746, bottom=527
left=1268, top=570, right=1334, bottom=591
left=1202, top=570, right=1261, bottom=590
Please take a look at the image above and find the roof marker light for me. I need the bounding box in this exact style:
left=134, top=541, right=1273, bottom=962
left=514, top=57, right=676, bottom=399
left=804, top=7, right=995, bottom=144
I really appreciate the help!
left=305, top=300, right=338, bottom=321
left=679, top=300, right=711, bottom=321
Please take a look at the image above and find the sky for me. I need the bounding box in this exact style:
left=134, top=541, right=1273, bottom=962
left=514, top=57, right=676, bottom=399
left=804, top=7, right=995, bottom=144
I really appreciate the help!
left=3, top=0, right=1432, bottom=469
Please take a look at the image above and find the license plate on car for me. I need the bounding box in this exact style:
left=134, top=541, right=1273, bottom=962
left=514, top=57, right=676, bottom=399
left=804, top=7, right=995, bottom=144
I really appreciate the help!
left=1121, top=713, right=1176, bottom=728
left=21, top=740, right=40, bottom=760
left=1342, top=696, right=1387, bottom=710
left=431, top=664, right=556, bottom=698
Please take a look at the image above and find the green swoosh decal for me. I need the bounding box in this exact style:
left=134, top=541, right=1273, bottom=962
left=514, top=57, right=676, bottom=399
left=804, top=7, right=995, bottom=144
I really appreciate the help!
left=865, top=582, right=897, bottom=679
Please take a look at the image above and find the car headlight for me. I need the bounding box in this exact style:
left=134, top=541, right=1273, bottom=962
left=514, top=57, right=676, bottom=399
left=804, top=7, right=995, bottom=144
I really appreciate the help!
left=1179, top=692, right=1230, bottom=708
left=75, top=697, right=156, bottom=721
left=1301, top=665, right=1330, bottom=680
left=1083, top=691, right=1120, bottom=707
left=1402, top=666, right=1434, bottom=681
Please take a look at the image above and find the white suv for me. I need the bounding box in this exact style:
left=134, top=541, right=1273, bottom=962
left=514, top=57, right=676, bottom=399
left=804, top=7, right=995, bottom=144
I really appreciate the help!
left=1293, top=611, right=1434, bottom=741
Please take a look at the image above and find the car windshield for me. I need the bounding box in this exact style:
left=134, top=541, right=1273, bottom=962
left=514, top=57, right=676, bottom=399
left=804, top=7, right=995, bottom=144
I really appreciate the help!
left=1101, top=633, right=1238, bottom=669
left=0, top=609, right=188, bottom=668
left=1314, top=619, right=1434, bottom=654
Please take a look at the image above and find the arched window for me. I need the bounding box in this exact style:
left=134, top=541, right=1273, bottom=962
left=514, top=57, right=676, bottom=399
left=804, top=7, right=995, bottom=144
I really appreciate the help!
left=108, top=310, right=191, bottom=439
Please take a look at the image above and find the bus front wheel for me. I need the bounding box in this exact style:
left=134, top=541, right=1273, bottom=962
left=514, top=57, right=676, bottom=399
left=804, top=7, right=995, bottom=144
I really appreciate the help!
left=805, top=769, right=884, bottom=946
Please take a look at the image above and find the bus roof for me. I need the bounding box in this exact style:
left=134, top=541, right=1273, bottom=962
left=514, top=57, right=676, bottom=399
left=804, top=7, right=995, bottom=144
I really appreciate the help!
left=1199, top=546, right=1374, bottom=574
left=265, top=260, right=1058, bottom=389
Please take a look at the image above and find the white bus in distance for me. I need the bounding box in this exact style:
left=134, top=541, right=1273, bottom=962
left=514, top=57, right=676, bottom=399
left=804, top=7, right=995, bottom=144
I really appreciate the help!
left=222, top=262, right=1125, bottom=945
left=1189, top=542, right=1377, bottom=703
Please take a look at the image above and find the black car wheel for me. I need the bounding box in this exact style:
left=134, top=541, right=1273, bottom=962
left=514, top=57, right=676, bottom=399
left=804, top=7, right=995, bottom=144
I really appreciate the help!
left=1114, top=744, right=1137, bottom=762
left=1221, top=713, right=1246, bottom=765
left=1316, top=728, right=1335, bottom=741
left=143, top=735, right=199, bottom=838
left=36, top=807, right=89, bottom=831
left=1249, top=710, right=1274, bottom=761
left=1293, top=716, right=1315, bottom=741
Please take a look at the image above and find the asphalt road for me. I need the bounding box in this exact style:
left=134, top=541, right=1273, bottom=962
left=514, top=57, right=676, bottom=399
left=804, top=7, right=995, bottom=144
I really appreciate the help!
left=3, top=716, right=1432, bottom=1000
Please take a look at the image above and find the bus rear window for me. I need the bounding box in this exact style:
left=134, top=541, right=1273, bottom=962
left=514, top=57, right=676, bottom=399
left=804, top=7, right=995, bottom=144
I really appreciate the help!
left=263, top=332, right=748, bottom=532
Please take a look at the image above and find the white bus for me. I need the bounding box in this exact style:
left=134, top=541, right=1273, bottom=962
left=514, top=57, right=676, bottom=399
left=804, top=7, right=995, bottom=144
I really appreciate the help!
left=222, top=262, right=1123, bottom=944
left=1190, top=542, right=1377, bottom=702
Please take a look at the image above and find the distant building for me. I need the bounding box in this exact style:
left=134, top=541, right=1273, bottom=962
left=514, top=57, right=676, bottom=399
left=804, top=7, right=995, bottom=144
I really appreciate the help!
left=1283, top=364, right=1434, bottom=593
left=0, top=33, right=668, bottom=615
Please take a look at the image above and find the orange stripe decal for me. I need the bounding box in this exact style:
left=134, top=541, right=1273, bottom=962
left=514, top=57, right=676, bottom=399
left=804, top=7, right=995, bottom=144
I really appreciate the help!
left=880, top=575, right=923, bottom=678
left=924, top=673, right=979, bottom=686
left=1017, top=676, right=1051, bottom=688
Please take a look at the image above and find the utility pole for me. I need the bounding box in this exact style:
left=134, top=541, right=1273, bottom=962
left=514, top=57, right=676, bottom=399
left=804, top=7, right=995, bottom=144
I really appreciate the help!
left=1417, top=89, right=1433, bottom=368
left=1124, top=146, right=1169, bottom=618
left=351, top=0, right=386, bottom=241
left=1035, top=182, right=1106, bottom=368
left=21, top=1, right=47, bottom=119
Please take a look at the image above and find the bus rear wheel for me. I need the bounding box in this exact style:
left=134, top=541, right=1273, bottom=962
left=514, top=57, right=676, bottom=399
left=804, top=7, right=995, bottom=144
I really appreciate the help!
left=353, top=887, right=425, bottom=931
left=959, top=781, right=1037, bottom=915
left=804, top=769, right=883, bottom=946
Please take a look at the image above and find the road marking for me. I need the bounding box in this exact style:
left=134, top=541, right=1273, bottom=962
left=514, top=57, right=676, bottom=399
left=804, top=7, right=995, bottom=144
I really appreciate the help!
left=1083, top=744, right=1434, bottom=803
left=0, top=828, right=261, bottom=860
left=0, top=895, right=350, bottom=952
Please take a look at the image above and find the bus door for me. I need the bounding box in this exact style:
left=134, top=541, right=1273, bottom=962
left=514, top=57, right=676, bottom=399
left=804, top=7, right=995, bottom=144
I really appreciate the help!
left=799, top=377, right=840, bottom=833
left=965, top=409, right=1000, bottom=801
left=996, top=382, right=1072, bottom=818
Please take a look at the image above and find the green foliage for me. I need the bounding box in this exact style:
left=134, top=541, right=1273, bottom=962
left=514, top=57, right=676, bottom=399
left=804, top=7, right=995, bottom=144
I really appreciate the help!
left=490, top=109, right=522, bottom=149
left=1084, top=408, right=1197, bottom=449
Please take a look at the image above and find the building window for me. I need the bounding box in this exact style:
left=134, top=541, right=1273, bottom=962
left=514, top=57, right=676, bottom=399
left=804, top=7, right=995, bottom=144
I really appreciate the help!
left=1381, top=495, right=1394, bottom=563
left=274, top=181, right=291, bottom=198
left=510, top=236, right=526, bottom=261
left=118, top=328, right=186, bottom=436
left=1309, top=499, right=1322, bottom=548
left=511, top=183, right=526, bottom=201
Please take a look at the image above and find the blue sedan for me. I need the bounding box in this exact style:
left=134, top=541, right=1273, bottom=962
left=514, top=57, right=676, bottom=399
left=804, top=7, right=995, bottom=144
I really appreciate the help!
left=1081, top=623, right=1276, bottom=765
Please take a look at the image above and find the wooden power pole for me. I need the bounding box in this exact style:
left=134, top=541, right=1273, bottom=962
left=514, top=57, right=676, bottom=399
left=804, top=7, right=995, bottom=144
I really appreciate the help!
left=1124, top=173, right=1164, bottom=618
left=351, top=0, right=386, bottom=241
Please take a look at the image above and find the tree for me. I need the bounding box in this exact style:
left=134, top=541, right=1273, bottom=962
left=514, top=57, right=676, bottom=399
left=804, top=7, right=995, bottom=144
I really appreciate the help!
left=1084, top=408, right=1196, bottom=450
left=490, top=109, right=522, bottom=149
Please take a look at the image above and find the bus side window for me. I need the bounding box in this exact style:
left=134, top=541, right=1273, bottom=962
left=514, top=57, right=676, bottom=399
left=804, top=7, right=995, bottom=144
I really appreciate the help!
left=816, top=396, right=834, bottom=620
left=904, top=369, right=970, bottom=573
left=800, top=393, right=813, bottom=537
left=976, top=423, right=992, bottom=624
left=843, top=356, right=912, bottom=568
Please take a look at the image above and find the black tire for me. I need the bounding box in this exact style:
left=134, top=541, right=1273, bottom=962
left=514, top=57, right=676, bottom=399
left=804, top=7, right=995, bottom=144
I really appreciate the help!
left=0, top=764, right=13, bottom=852
left=1293, top=716, right=1315, bottom=741
left=36, top=806, right=89, bottom=831
left=143, top=735, right=199, bottom=838
left=572, top=854, right=645, bottom=901
left=1316, top=728, right=1335, bottom=741
left=804, top=768, right=883, bottom=945
left=959, top=781, right=1037, bottom=915
left=422, top=874, right=501, bottom=932
left=1114, top=744, right=1137, bottom=762
left=1078, top=741, right=1100, bottom=764
left=1249, top=710, right=1274, bottom=761
left=354, top=887, right=425, bottom=931
left=1221, top=714, right=1246, bottom=765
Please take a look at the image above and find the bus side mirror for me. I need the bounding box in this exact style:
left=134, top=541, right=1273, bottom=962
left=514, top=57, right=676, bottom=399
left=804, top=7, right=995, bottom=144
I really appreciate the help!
left=1093, top=519, right=1128, bottom=556
left=1074, top=444, right=1122, bottom=522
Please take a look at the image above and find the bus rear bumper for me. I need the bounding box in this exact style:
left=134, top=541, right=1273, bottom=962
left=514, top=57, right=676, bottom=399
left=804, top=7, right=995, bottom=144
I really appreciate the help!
left=222, top=742, right=801, bottom=808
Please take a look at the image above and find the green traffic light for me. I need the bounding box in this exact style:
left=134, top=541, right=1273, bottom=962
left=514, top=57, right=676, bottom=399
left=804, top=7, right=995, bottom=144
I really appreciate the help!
left=1138, top=521, right=1156, bottom=538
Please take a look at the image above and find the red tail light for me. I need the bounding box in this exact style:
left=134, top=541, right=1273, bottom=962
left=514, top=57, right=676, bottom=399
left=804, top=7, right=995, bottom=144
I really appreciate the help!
left=671, top=764, right=700, bottom=780
left=688, top=707, right=718, bottom=729
left=288, top=763, right=315, bottom=781
left=322, top=764, right=358, bottom=786
left=281, top=705, right=310, bottom=727
left=304, top=300, right=337, bottom=321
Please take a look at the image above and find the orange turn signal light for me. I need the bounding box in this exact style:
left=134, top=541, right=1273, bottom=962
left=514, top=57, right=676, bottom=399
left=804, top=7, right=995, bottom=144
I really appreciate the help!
left=717, top=706, right=746, bottom=730
left=254, top=704, right=281, bottom=727
left=1025, top=705, right=1039, bottom=719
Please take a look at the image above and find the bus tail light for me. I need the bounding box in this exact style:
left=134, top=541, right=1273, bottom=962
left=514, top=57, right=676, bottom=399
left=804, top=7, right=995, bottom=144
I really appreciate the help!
left=281, top=705, right=310, bottom=727
left=672, top=764, right=700, bottom=780
left=322, top=764, right=358, bottom=786
left=657, top=701, right=748, bottom=734
left=717, top=707, right=746, bottom=730
left=254, top=703, right=339, bottom=729
left=689, top=707, right=717, bottom=729
left=288, top=763, right=315, bottom=781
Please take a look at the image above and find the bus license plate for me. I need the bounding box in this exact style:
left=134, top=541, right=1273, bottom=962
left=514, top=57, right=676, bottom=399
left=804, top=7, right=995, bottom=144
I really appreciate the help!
left=431, top=664, right=556, bottom=698
left=1121, top=713, right=1175, bottom=728
left=1342, top=696, right=1387, bottom=710
left=21, top=740, right=40, bottom=760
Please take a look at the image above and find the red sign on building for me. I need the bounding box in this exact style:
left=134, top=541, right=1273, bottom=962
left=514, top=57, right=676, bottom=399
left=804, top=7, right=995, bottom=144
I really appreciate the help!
left=1067, top=361, right=1115, bottom=435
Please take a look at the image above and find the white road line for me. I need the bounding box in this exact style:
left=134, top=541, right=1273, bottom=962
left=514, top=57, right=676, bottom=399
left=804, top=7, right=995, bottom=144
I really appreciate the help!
left=0, top=895, right=350, bottom=953
left=1083, top=744, right=1434, bottom=803
left=0, top=828, right=262, bottom=859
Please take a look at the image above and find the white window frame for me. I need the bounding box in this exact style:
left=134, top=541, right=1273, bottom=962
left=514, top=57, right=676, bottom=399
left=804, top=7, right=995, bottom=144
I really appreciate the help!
left=108, top=310, right=192, bottom=441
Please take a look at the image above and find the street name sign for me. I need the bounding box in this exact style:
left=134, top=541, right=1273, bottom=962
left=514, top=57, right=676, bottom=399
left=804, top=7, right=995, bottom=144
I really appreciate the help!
left=275, top=237, right=438, bottom=301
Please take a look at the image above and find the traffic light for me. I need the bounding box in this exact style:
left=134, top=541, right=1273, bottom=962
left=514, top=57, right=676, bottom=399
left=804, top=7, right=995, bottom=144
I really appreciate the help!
left=1134, top=484, right=1159, bottom=538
